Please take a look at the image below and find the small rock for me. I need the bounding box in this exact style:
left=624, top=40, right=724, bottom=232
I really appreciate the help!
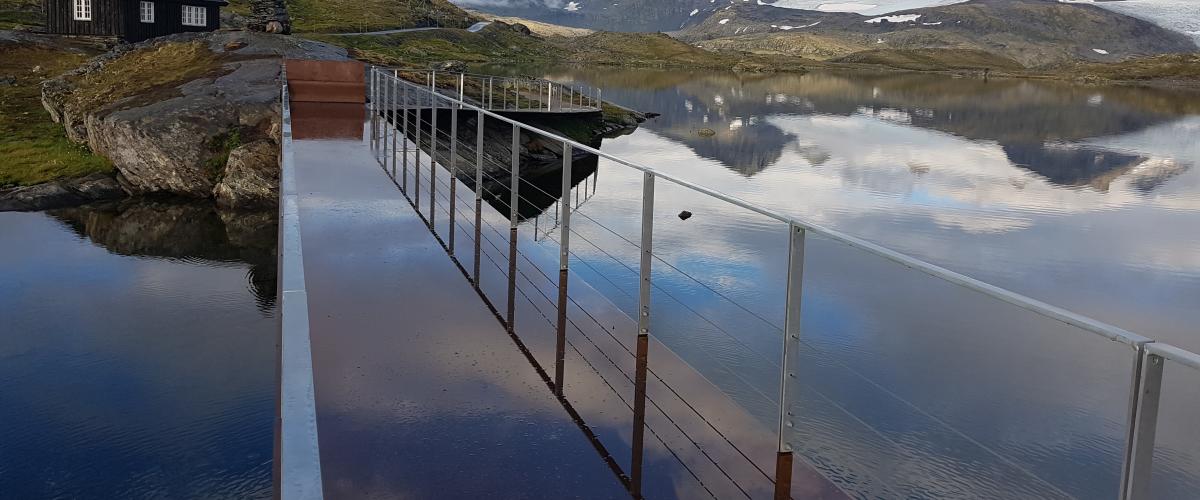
left=31, top=65, right=42, bottom=74
left=678, top=211, right=693, bottom=221
left=224, top=39, right=249, bottom=51
left=697, top=128, right=716, bottom=137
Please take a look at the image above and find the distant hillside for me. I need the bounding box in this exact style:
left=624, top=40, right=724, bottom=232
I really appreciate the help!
left=465, top=9, right=593, bottom=38
left=225, top=0, right=477, bottom=33
left=677, top=0, right=1197, bottom=67
left=453, top=0, right=1199, bottom=44
left=450, top=0, right=713, bottom=33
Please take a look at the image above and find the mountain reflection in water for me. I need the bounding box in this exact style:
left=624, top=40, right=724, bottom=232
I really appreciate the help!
left=0, top=202, right=276, bottom=499
left=492, top=66, right=1200, bottom=499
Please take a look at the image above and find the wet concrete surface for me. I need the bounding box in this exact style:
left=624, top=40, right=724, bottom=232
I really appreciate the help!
left=290, top=125, right=630, bottom=498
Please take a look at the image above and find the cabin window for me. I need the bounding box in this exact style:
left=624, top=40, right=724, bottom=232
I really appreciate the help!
left=181, top=5, right=207, bottom=27
left=139, top=1, right=155, bottom=23
left=73, top=0, right=91, bottom=21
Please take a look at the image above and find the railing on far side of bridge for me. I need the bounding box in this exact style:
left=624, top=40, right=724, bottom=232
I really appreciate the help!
left=366, top=65, right=1200, bottom=500
left=394, top=68, right=603, bottom=113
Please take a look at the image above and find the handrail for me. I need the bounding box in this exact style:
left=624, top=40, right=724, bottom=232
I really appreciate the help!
left=1148, top=342, right=1200, bottom=371
left=379, top=66, right=1152, bottom=349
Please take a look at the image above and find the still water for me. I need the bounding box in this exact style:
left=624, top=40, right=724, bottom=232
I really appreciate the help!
left=508, top=68, right=1200, bottom=498
left=0, top=202, right=276, bottom=498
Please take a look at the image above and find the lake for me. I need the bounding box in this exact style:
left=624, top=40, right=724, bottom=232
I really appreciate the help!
left=0, top=202, right=276, bottom=498
left=504, top=67, right=1200, bottom=499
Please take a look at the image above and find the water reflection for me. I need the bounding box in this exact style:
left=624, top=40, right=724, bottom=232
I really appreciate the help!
left=494, top=67, right=1200, bottom=498
left=0, top=202, right=276, bottom=498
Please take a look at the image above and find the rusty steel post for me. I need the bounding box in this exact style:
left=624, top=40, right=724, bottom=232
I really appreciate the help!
left=630, top=171, right=655, bottom=498
left=507, top=123, right=520, bottom=334
left=474, top=110, right=484, bottom=288
left=429, top=92, right=438, bottom=230
left=449, top=106, right=458, bottom=255
left=554, top=144, right=573, bottom=397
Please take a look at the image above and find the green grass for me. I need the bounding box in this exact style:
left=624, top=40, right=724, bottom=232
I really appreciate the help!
left=311, top=25, right=560, bottom=67
left=226, top=0, right=475, bottom=33
left=0, top=46, right=111, bottom=187
left=0, top=0, right=42, bottom=28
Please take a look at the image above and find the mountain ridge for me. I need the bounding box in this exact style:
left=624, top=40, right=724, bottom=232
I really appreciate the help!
left=675, top=0, right=1197, bottom=67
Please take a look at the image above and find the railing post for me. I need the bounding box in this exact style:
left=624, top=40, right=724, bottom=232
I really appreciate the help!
left=554, top=143, right=573, bottom=397
left=391, top=71, right=399, bottom=179
left=448, top=106, right=458, bottom=255
left=631, top=171, right=655, bottom=498
left=775, top=223, right=806, bottom=500
left=507, top=123, right=520, bottom=334
left=429, top=93, right=438, bottom=230
left=547, top=82, right=552, bottom=111
left=401, top=83, right=409, bottom=195
left=459, top=73, right=466, bottom=103
left=474, top=110, right=484, bottom=288
left=489, top=77, right=494, bottom=109
left=515, top=81, right=520, bottom=110
left=370, top=68, right=378, bottom=151
left=1120, top=345, right=1165, bottom=500
left=414, top=88, right=422, bottom=212
left=384, top=71, right=393, bottom=175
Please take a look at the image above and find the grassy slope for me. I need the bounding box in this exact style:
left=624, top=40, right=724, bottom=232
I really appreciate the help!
left=1064, top=53, right=1200, bottom=88
left=226, top=0, right=476, bottom=33
left=832, top=48, right=1026, bottom=72
left=0, top=43, right=112, bottom=187
left=0, top=0, right=40, bottom=29
left=310, top=25, right=560, bottom=67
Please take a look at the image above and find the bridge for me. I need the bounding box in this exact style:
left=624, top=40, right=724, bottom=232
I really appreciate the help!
left=274, top=62, right=1200, bottom=499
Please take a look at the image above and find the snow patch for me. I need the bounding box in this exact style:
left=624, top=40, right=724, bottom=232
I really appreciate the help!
left=690, top=8, right=700, bottom=15
left=719, top=18, right=731, bottom=24
left=564, top=1, right=580, bottom=11
left=865, top=14, right=922, bottom=23
left=1093, top=48, right=1109, bottom=55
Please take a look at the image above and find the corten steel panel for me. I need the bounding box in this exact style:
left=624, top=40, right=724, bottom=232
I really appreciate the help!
left=286, top=60, right=366, bottom=104
left=287, top=116, right=628, bottom=498
left=289, top=102, right=364, bottom=140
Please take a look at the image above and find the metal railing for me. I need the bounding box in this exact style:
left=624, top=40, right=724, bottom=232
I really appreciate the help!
left=366, top=66, right=1199, bottom=499
left=394, top=69, right=603, bottom=113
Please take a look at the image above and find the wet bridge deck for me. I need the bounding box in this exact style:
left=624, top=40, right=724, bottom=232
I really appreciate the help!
left=277, top=64, right=847, bottom=500
left=288, top=118, right=629, bottom=498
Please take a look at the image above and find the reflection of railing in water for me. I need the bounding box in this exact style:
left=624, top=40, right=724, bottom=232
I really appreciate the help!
left=394, top=69, right=602, bottom=113
left=367, top=66, right=1199, bottom=500
left=533, top=170, right=599, bottom=243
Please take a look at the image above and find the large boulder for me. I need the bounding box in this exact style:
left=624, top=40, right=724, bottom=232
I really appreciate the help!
left=214, top=140, right=279, bottom=209
left=40, top=31, right=347, bottom=205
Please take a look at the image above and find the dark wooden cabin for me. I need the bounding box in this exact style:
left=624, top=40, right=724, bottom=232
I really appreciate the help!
left=43, top=0, right=227, bottom=42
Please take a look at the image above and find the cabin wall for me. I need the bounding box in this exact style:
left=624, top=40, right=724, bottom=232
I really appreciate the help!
left=44, top=0, right=126, bottom=37
left=122, top=2, right=222, bottom=43
left=44, top=0, right=222, bottom=42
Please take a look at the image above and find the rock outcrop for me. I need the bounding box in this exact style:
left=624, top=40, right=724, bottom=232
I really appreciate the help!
left=40, top=31, right=347, bottom=208
left=0, top=173, right=125, bottom=211
left=214, top=140, right=279, bottom=208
